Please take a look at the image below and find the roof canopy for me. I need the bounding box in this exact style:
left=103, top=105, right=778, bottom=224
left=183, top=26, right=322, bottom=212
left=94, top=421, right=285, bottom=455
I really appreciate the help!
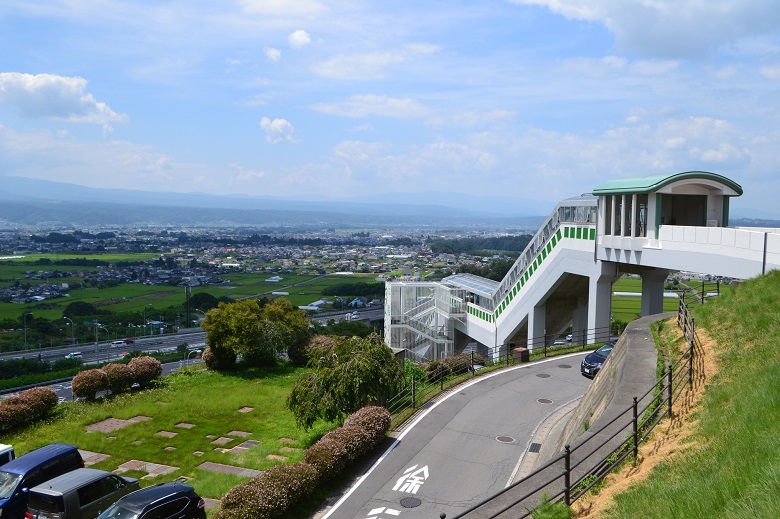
left=592, top=171, right=743, bottom=196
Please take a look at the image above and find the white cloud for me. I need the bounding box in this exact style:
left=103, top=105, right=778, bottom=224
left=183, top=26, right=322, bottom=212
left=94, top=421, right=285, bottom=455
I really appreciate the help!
left=288, top=30, right=311, bottom=49
left=260, top=116, right=296, bottom=143
left=312, top=44, right=440, bottom=80
left=264, top=47, right=281, bottom=61
left=238, top=0, right=326, bottom=17
left=311, top=95, right=430, bottom=118
left=0, top=73, right=126, bottom=125
left=510, top=0, right=780, bottom=58
left=759, top=65, right=780, bottom=80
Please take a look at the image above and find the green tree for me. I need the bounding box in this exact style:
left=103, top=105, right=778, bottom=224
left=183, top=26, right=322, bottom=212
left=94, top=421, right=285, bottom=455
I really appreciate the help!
left=262, top=298, right=311, bottom=366
left=287, top=334, right=403, bottom=430
left=201, top=299, right=290, bottom=368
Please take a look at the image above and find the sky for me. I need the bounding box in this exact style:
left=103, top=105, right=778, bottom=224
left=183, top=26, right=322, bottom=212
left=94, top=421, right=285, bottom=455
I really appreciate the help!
left=1, top=0, right=780, bottom=217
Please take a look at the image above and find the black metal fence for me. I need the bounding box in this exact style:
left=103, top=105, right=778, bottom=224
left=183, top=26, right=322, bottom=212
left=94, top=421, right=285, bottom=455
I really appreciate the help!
left=386, top=325, right=614, bottom=431
left=450, top=299, right=701, bottom=519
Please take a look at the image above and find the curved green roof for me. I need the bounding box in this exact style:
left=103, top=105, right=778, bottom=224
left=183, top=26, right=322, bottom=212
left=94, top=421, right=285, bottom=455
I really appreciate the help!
left=592, top=171, right=743, bottom=196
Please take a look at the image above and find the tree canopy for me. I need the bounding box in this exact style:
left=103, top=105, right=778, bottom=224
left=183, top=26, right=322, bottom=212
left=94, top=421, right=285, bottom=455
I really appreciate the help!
left=286, top=333, right=403, bottom=429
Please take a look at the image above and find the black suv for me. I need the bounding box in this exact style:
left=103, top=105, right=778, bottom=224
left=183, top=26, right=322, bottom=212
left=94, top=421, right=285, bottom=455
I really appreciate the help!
left=96, top=482, right=205, bottom=519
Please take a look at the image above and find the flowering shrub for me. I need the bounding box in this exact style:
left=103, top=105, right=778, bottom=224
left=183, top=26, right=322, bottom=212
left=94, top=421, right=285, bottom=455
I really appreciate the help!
left=423, top=360, right=450, bottom=382
left=71, top=368, right=109, bottom=400
left=217, top=462, right=319, bottom=519
left=343, top=405, right=391, bottom=448
left=128, top=356, right=162, bottom=387
left=102, top=363, right=134, bottom=394
left=321, top=424, right=375, bottom=464
left=303, top=436, right=349, bottom=482
left=0, top=386, right=58, bottom=433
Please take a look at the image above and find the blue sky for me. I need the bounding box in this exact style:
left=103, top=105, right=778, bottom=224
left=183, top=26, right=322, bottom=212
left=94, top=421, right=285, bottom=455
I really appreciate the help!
left=1, top=1, right=780, bottom=217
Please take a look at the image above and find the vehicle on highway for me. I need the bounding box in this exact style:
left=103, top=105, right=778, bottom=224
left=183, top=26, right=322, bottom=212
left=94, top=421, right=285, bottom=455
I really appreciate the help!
left=121, top=339, right=134, bottom=345
left=96, top=482, right=205, bottom=519
left=64, top=352, right=82, bottom=360
left=26, top=468, right=139, bottom=519
left=0, top=443, right=84, bottom=519
left=110, top=341, right=125, bottom=347
left=580, top=342, right=615, bottom=378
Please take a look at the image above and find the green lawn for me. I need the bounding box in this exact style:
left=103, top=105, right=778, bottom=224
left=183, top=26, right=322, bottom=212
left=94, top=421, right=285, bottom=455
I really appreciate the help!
left=602, top=271, right=780, bottom=518
left=5, top=364, right=335, bottom=501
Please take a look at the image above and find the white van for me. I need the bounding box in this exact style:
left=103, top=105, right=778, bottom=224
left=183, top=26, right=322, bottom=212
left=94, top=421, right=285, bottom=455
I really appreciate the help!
left=65, top=352, right=82, bottom=359
left=0, top=444, right=14, bottom=466
left=110, top=340, right=125, bottom=346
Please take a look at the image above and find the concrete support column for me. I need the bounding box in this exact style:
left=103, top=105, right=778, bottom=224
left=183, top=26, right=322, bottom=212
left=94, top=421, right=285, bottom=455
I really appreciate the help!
left=572, top=294, right=588, bottom=345
left=527, top=302, right=546, bottom=351
left=588, top=262, right=617, bottom=344
left=641, top=268, right=669, bottom=316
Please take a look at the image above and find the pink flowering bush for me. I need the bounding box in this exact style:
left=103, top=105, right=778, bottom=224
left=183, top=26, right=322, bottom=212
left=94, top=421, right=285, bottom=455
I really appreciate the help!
left=102, top=363, right=134, bottom=394
left=0, top=386, right=58, bottom=433
left=71, top=368, right=109, bottom=400
left=128, top=356, right=162, bottom=387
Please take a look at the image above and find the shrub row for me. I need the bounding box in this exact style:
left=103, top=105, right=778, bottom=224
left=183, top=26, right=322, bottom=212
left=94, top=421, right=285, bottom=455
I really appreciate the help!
left=71, top=356, right=162, bottom=400
left=0, top=386, right=58, bottom=433
left=216, top=405, right=391, bottom=519
left=421, top=352, right=486, bottom=382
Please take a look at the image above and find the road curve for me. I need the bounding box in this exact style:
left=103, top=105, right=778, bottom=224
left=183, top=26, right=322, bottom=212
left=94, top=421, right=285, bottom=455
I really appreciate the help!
left=320, top=352, right=591, bottom=519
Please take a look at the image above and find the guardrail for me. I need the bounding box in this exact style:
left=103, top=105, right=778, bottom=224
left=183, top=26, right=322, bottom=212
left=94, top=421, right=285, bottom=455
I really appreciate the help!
left=386, top=325, right=614, bottom=431
left=448, top=299, right=700, bottom=518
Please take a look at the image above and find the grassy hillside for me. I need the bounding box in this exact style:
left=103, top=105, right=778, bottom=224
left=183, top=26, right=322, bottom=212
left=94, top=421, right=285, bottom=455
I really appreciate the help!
left=603, top=271, right=780, bottom=518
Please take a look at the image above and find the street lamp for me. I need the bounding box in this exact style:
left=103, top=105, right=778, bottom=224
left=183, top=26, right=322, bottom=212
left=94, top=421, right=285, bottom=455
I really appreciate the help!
left=185, top=349, right=201, bottom=367
left=143, top=304, right=152, bottom=337
left=62, top=317, right=74, bottom=354
left=23, top=312, right=33, bottom=351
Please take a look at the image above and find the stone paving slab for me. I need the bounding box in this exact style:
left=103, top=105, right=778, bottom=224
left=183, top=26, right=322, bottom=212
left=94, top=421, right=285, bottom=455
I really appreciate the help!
left=79, top=450, right=110, bottom=466
left=176, top=422, right=196, bottom=429
left=156, top=431, right=177, bottom=438
left=266, top=454, right=287, bottom=461
left=211, top=436, right=233, bottom=445
left=227, top=430, right=251, bottom=437
left=86, top=416, right=151, bottom=433
left=115, top=460, right=179, bottom=477
left=197, top=461, right=261, bottom=478
left=238, top=407, right=253, bottom=413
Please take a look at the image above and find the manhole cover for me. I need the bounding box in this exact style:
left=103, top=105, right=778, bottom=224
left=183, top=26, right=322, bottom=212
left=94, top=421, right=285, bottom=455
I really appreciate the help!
left=537, top=398, right=554, bottom=404
left=529, top=443, right=542, bottom=453
left=558, top=364, right=572, bottom=369
left=536, top=373, right=551, bottom=378
left=400, top=497, right=422, bottom=508
left=496, top=436, right=515, bottom=443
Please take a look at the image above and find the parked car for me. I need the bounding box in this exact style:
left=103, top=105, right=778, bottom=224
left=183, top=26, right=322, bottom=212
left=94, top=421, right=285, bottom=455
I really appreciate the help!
left=580, top=342, right=615, bottom=378
left=25, top=468, right=139, bottom=519
left=0, top=444, right=84, bottom=519
left=0, top=445, right=15, bottom=467
left=96, top=482, right=205, bottom=519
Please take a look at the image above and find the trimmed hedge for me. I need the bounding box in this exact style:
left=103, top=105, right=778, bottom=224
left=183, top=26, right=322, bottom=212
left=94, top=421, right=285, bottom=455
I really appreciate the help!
left=217, top=462, right=319, bottom=519
left=128, top=356, right=162, bottom=388
left=217, top=405, right=392, bottom=519
left=71, top=368, right=109, bottom=400
left=102, top=363, right=134, bottom=394
left=0, top=386, right=58, bottom=433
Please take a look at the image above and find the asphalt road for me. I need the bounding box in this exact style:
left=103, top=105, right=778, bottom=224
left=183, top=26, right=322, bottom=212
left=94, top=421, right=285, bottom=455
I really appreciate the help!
left=322, top=352, right=591, bottom=519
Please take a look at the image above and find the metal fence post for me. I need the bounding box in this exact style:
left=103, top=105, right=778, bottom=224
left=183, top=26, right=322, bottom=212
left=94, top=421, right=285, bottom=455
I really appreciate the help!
left=471, top=351, right=474, bottom=376
left=667, top=365, right=673, bottom=419
left=564, top=445, right=571, bottom=506
left=412, top=375, right=416, bottom=410
left=632, top=397, right=639, bottom=459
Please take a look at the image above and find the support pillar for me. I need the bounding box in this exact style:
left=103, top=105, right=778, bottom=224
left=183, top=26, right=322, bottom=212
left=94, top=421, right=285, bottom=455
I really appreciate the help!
left=572, top=294, right=588, bottom=345
left=527, top=301, right=546, bottom=351
left=588, top=262, right=617, bottom=344
left=641, top=268, right=669, bottom=316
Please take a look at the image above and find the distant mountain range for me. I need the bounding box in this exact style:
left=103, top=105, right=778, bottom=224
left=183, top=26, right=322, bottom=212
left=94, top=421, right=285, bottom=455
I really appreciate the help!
left=0, top=176, right=549, bottom=230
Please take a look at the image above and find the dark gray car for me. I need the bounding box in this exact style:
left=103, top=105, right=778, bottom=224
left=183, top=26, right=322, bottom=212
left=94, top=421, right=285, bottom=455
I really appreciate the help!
left=26, top=468, right=139, bottom=519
